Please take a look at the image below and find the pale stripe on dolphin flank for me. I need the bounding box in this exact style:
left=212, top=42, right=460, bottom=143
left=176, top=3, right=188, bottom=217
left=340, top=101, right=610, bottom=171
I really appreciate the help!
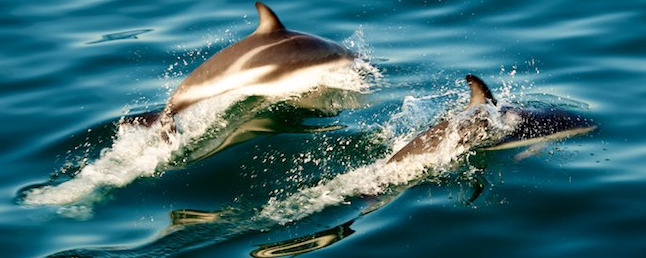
left=174, top=59, right=353, bottom=113
left=171, top=37, right=352, bottom=108
left=172, top=38, right=291, bottom=107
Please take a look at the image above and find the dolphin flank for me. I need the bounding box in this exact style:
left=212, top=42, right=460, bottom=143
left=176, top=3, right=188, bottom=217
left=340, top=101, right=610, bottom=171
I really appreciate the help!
left=388, top=74, right=597, bottom=163
left=144, top=2, right=356, bottom=140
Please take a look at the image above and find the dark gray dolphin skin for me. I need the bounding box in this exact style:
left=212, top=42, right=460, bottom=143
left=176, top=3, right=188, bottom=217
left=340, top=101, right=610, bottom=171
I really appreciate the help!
left=388, top=74, right=597, bottom=163
left=147, top=2, right=355, bottom=139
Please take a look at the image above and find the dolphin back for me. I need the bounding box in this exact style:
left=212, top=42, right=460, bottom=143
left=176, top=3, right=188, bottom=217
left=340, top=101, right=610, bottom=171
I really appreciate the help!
left=168, top=2, right=354, bottom=113
left=505, top=107, right=596, bottom=141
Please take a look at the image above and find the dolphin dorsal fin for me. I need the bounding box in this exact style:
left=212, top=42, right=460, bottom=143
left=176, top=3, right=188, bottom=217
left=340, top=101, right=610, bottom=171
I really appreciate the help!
left=465, top=74, right=497, bottom=109
left=254, top=2, right=285, bottom=34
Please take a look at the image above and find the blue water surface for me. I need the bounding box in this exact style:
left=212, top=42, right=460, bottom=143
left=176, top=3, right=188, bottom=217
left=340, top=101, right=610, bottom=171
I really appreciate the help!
left=1, top=0, right=645, bottom=257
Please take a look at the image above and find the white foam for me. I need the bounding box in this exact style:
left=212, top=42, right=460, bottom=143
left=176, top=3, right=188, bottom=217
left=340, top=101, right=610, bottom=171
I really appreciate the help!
left=22, top=121, right=180, bottom=206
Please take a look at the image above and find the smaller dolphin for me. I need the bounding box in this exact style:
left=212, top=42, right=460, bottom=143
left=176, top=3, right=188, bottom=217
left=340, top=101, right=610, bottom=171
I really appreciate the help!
left=134, top=2, right=356, bottom=140
left=388, top=74, right=596, bottom=163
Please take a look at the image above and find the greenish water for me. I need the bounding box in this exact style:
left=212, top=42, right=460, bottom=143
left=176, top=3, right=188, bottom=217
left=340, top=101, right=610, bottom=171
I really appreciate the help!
left=1, top=0, right=645, bottom=257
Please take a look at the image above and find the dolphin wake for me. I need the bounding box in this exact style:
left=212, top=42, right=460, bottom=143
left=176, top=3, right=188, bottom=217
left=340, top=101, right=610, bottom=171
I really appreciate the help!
left=257, top=98, right=515, bottom=225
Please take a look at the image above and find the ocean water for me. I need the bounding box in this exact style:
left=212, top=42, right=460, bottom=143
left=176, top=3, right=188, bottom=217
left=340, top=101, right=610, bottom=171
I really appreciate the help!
left=2, top=0, right=645, bottom=257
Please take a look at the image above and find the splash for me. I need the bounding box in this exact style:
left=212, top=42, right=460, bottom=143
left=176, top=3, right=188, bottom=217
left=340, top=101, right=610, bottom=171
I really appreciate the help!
left=257, top=101, right=514, bottom=225
left=18, top=29, right=381, bottom=215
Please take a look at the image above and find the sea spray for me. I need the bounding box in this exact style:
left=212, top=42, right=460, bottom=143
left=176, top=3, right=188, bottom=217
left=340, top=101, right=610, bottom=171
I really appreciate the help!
left=257, top=103, right=514, bottom=225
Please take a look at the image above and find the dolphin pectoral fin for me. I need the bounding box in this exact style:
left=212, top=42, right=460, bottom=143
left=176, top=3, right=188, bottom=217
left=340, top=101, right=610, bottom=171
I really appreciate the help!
left=210, top=120, right=271, bottom=153
left=188, top=118, right=283, bottom=161
left=170, top=209, right=226, bottom=226
left=187, top=120, right=270, bottom=162
left=463, top=173, right=487, bottom=206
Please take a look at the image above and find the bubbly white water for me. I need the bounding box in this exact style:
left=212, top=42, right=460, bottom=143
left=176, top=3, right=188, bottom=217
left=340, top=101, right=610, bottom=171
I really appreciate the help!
left=20, top=30, right=380, bottom=217
left=257, top=102, right=515, bottom=225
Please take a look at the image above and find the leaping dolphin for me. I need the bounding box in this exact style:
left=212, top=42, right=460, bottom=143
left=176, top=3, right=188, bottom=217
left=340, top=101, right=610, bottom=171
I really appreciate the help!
left=388, top=74, right=597, bottom=163
left=142, top=2, right=356, bottom=140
